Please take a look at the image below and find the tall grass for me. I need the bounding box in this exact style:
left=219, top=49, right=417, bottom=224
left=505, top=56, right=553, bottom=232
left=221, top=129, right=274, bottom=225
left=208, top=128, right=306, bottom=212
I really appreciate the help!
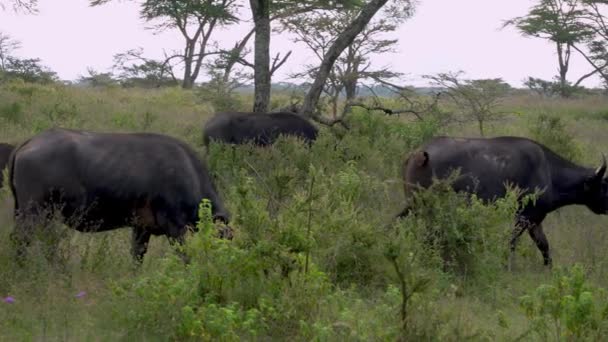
left=1, top=81, right=608, bottom=339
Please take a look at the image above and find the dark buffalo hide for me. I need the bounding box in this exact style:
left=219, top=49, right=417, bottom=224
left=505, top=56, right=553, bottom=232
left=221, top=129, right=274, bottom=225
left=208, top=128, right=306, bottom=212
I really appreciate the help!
left=398, top=136, right=608, bottom=268
left=202, top=111, right=318, bottom=147
left=0, top=143, right=14, bottom=189
left=9, top=128, right=231, bottom=262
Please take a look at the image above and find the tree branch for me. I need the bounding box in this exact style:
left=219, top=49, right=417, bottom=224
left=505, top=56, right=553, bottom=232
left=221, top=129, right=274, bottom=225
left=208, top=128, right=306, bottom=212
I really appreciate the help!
left=572, top=43, right=608, bottom=84
left=270, top=50, right=292, bottom=75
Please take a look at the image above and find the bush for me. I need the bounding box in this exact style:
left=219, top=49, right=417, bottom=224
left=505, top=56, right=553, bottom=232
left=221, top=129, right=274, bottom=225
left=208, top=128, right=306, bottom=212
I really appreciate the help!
left=519, top=264, right=608, bottom=341
left=399, top=176, right=521, bottom=281
left=529, top=114, right=582, bottom=162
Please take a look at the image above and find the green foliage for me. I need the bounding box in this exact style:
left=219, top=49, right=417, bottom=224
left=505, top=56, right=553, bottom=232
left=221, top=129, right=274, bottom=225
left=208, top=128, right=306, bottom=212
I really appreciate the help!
left=0, top=101, right=22, bottom=124
left=0, top=57, right=57, bottom=84
left=112, top=48, right=179, bottom=88
left=110, top=199, right=334, bottom=340
left=139, top=0, right=239, bottom=25
left=505, top=0, right=591, bottom=44
left=76, top=68, right=120, bottom=88
left=520, top=264, right=608, bottom=340
left=400, top=176, right=520, bottom=281
left=197, top=77, right=246, bottom=112
left=524, top=76, right=590, bottom=98
left=529, top=113, right=582, bottom=162
left=3, top=85, right=608, bottom=340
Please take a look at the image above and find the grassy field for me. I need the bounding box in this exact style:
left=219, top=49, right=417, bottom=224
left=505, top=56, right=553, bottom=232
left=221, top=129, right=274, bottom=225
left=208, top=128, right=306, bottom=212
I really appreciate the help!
left=1, top=80, right=608, bottom=340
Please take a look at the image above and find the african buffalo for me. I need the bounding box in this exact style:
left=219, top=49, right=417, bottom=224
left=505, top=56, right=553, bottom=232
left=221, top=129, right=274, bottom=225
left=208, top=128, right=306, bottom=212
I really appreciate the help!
left=202, top=111, right=318, bottom=147
left=8, top=128, right=231, bottom=262
left=0, top=143, right=14, bottom=189
left=398, top=136, right=608, bottom=269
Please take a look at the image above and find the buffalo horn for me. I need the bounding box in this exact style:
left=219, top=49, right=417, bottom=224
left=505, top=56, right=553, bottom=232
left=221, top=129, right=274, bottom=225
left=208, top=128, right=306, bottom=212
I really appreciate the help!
left=595, top=153, right=607, bottom=179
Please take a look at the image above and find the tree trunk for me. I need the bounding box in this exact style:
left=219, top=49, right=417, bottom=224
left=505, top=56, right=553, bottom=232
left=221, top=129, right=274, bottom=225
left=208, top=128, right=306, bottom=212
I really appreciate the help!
left=300, top=0, right=389, bottom=119
left=344, top=47, right=359, bottom=101
left=344, top=78, right=357, bottom=101
left=556, top=42, right=570, bottom=97
left=182, top=68, right=194, bottom=89
left=182, top=41, right=195, bottom=89
left=250, top=0, right=271, bottom=113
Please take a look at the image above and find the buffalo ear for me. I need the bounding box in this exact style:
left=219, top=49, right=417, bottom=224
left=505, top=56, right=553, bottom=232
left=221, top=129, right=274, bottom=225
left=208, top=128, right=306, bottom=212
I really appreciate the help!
left=413, top=151, right=429, bottom=167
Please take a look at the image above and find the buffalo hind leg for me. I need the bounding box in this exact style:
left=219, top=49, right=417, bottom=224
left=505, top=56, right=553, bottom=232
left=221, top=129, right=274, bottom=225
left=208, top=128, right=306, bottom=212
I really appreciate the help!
left=131, top=227, right=151, bottom=264
left=11, top=204, right=53, bottom=264
left=528, top=224, right=552, bottom=267
left=508, top=224, right=527, bottom=272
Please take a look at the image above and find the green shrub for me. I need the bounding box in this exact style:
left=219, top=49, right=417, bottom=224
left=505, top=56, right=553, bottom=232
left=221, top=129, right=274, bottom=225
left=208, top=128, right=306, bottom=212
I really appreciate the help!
left=529, top=114, right=582, bottom=162
left=399, top=175, right=522, bottom=282
left=519, top=264, right=608, bottom=341
left=0, top=102, right=22, bottom=125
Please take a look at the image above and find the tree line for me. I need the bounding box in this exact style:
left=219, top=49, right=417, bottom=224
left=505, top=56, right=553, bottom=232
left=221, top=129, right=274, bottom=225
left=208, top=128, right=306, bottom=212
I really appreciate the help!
left=3, top=0, right=608, bottom=123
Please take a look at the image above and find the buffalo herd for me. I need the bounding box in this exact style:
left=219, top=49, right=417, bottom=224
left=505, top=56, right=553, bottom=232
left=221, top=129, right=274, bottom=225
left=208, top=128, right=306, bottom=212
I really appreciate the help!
left=1, top=111, right=608, bottom=268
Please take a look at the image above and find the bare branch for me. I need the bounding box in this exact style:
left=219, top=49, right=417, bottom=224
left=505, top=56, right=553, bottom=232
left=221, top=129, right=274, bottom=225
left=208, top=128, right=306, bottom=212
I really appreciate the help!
left=270, top=51, right=292, bottom=75
left=2, top=0, right=38, bottom=13
left=572, top=43, right=608, bottom=84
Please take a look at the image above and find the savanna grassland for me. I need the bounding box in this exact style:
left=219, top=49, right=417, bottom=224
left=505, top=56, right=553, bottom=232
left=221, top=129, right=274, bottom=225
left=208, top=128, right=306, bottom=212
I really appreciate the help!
left=2, top=80, right=608, bottom=341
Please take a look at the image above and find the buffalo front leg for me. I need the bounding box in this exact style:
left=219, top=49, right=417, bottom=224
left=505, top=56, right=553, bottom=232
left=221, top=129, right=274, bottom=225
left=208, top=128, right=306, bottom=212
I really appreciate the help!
left=395, top=205, right=412, bottom=219
left=528, top=224, right=552, bottom=267
left=131, top=227, right=151, bottom=264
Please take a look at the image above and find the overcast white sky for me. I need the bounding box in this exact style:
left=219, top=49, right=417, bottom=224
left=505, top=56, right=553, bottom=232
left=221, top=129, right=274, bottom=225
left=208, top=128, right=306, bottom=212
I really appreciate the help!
left=0, top=0, right=602, bottom=87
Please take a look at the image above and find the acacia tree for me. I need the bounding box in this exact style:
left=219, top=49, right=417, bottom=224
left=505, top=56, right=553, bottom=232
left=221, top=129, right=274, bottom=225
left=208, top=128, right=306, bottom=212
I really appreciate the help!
left=299, top=0, right=414, bottom=123
left=112, top=48, right=178, bottom=88
left=505, top=0, right=595, bottom=97
left=0, top=33, right=20, bottom=71
left=425, top=72, right=511, bottom=136
left=280, top=4, right=410, bottom=117
left=572, top=0, right=608, bottom=87
left=77, top=68, right=119, bottom=88
left=91, top=0, right=240, bottom=89
left=0, top=32, right=57, bottom=84
left=247, top=0, right=359, bottom=113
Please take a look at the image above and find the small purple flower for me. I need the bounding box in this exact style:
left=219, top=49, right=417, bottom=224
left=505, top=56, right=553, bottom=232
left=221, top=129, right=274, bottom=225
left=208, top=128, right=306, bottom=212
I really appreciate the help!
left=75, top=291, right=87, bottom=299
left=3, top=296, right=15, bottom=304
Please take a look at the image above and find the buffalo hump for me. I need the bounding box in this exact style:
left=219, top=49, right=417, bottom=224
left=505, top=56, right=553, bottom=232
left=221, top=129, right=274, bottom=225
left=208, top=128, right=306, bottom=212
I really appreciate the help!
left=202, top=111, right=318, bottom=147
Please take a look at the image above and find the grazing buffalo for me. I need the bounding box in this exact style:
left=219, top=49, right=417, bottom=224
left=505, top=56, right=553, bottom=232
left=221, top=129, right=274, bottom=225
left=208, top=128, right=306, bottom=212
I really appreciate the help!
left=0, top=143, right=14, bottom=189
left=8, top=128, right=231, bottom=262
left=398, top=136, right=608, bottom=268
left=202, top=111, right=318, bottom=147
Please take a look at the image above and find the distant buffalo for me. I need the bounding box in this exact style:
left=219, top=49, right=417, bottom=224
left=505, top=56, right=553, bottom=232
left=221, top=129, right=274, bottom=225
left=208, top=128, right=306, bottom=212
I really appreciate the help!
left=398, top=136, right=608, bottom=269
left=0, top=143, right=14, bottom=189
left=8, top=128, right=231, bottom=262
left=203, top=111, right=318, bottom=147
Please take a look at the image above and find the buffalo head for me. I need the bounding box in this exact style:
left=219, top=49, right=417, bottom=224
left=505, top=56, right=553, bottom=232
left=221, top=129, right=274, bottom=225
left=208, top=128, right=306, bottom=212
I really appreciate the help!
left=584, top=154, right=608, bottom=214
